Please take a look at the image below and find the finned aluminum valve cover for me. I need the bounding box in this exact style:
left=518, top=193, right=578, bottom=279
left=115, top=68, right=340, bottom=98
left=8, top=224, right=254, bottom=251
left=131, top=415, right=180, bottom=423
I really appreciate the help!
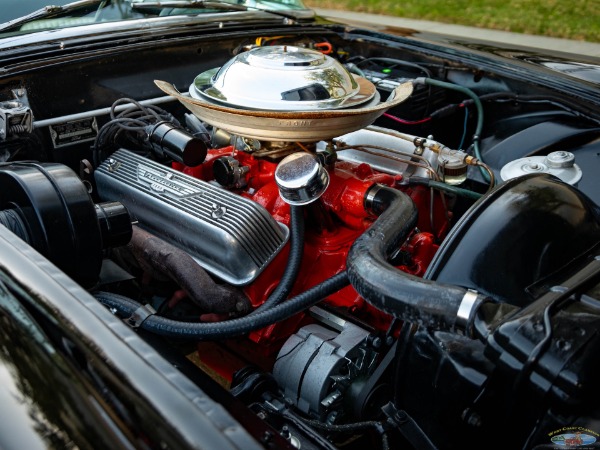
left=95, top=149, right=289, bottom=285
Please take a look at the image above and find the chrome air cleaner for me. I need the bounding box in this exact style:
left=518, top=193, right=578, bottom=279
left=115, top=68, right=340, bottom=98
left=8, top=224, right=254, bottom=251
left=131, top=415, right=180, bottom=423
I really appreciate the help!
left=192, top=45, right=371, bottom=111
left=156, top=46, right=413, bottom=142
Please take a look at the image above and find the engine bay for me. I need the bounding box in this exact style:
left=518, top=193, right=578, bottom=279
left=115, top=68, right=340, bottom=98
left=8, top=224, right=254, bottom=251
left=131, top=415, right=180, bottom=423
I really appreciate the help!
left=1, top=24, right=600, bottom=449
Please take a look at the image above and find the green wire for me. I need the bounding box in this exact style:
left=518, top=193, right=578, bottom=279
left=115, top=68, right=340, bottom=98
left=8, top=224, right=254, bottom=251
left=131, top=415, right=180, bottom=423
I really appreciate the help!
left=417, top=77, right=491, bottom=183
left=428, top=180, right=483, bottom=200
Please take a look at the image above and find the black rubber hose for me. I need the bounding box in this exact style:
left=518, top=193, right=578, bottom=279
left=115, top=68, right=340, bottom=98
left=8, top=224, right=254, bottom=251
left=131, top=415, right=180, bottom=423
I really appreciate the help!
left=94, top=270, right=349, bottom=340
left=297, top=417, right=389, bottom=450
left=347, top=185, right=483, bottom=331
left=252, top=204, right=305, bottom=314
left=0, top=209, right=29, bottom=241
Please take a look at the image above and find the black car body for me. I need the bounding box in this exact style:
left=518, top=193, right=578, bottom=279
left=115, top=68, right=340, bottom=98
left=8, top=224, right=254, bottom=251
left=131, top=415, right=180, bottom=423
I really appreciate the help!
left=0, top=2, right=599, bottom=449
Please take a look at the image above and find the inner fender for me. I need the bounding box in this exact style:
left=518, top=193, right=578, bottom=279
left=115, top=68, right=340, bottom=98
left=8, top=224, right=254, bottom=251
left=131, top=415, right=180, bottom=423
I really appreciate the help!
left=425, top=174, right=600, bottom=306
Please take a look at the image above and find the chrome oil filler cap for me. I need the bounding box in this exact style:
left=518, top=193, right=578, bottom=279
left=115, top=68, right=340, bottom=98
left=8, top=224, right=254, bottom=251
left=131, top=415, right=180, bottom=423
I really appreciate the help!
left=275, top=153, right=330, bottom=205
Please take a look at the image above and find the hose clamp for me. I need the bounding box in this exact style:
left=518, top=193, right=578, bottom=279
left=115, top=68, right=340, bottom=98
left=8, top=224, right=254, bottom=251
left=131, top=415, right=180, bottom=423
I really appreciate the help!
left=364, top=183, right=384, bottom=213
left=125, top=304, right=157, bottom=329
left=456, top=289, right=480, bottom=333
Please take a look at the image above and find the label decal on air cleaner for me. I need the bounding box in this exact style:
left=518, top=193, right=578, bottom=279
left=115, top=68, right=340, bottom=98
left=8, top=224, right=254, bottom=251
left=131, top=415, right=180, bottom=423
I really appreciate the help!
left=49, top=117, right=98, bottom=148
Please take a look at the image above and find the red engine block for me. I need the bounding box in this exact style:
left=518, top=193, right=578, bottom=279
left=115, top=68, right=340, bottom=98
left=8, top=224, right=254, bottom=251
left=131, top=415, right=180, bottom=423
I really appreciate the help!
left=174, top=146, right=446, bottom=349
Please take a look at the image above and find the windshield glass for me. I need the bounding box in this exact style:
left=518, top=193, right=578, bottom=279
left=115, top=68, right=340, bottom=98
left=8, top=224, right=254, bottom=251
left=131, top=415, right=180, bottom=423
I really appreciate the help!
left=0, top=0, right=308, bottom=36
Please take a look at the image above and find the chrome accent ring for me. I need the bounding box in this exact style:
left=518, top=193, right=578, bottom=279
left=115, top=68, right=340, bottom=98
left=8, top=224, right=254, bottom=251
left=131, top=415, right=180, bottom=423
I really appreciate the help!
left=364, top=183, right=384, bottom=212
left=456, top=289, right=480, bottom=331
left=126, top=304, right=157, bottom=329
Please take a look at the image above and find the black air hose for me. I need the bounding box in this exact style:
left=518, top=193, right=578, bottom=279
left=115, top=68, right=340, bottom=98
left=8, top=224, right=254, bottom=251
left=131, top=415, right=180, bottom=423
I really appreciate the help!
left=252, top=204, right=305, bottom=314
left=0, top=209, right=29, bottom=241
left=347, top=185, right=487, bottom=332
left=94, top=270, right=349, bottom=340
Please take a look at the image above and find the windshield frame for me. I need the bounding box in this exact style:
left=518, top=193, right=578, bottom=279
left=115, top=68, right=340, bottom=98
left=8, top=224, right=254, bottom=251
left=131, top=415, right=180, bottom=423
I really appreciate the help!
left=0, top=0, right=313, bottom=37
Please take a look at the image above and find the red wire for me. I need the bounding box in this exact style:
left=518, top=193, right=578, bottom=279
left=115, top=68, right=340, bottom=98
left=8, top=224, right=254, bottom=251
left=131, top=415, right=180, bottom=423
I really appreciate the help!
left=383, top=112, right=432, bottom=125
left=314, top=42, right=333, bottom=54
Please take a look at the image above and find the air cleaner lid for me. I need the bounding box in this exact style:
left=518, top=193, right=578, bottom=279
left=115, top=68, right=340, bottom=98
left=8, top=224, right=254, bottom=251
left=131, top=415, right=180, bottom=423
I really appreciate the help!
left=192, top=46, right=375, bottom=111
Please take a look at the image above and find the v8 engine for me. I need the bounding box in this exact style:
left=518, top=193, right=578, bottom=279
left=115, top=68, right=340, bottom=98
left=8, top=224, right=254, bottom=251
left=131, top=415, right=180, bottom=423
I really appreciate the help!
left=2, top=35, right=600, bottom=450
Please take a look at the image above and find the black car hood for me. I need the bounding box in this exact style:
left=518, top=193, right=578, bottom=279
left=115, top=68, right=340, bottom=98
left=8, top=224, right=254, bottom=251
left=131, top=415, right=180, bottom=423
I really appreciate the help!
left=316, top=15, right=600, bottom=86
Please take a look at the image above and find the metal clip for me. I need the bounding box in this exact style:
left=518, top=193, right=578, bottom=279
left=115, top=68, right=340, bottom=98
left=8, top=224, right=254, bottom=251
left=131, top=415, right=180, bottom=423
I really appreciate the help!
left=125, top=304, right=156, bottom=329
left=413, top=137, right=426, bottom=156
left=456, top=289, right=480, bottom=333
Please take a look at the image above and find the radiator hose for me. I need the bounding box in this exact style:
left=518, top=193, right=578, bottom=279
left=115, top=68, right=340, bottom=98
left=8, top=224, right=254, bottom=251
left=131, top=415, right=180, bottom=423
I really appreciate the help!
left=346, top=185, right=488, bottom=332
left=94, top=271, right=349, bottom=340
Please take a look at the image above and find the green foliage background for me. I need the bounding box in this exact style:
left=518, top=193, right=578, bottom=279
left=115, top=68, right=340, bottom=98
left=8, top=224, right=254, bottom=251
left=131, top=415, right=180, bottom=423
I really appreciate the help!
left=306, top=0, right=600, bottom=42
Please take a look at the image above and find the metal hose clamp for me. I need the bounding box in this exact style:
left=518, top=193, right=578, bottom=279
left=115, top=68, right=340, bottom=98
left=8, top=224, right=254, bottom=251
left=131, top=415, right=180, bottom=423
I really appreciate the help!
left=456, top=289, right=480, bottom=333
left=125, top=304, right=157, bottom=329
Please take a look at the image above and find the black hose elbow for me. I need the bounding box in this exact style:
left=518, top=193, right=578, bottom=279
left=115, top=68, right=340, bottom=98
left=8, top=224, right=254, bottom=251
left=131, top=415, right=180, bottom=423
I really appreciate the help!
left=348, top=185, right=485, bottom=332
